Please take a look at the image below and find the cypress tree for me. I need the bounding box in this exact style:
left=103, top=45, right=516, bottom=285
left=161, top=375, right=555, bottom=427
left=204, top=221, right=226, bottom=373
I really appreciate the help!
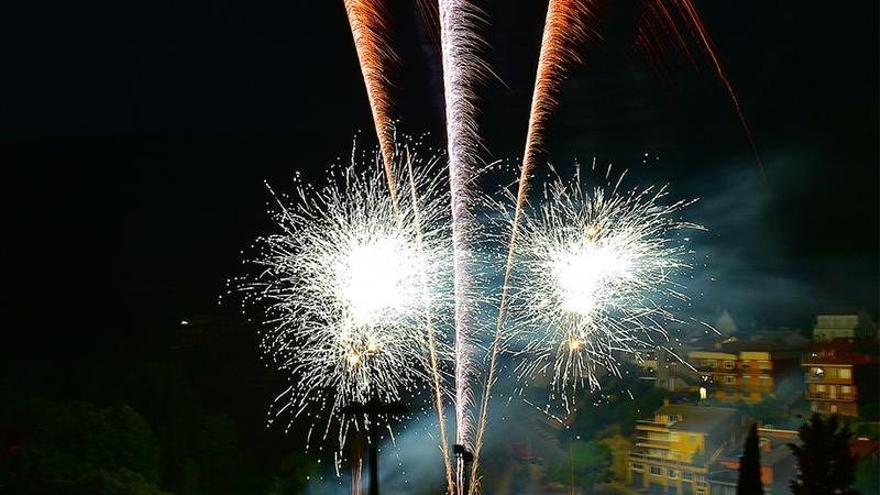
left=737, top=422, right=763, bottom=495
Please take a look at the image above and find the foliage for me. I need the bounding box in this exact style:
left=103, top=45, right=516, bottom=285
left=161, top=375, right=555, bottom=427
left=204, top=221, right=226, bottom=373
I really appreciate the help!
left=570, top=377, right=667, bottom=440
left=737, top=423, right=763, bottom=495
left=855, top=456, right=880, bottom=495
left=548, top=440, right=612, bottom=494
left=0, top=399, right=167, bottom=494
left=0, top=358, right=320, bottom=495
left=600, top=432, right=633, bottom=482
left=788, top=413, right=857, bottom=495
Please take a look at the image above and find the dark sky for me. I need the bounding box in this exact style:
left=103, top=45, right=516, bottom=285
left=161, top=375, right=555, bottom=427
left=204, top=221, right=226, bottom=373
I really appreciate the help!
left=2, top=1, right=877, bottom=358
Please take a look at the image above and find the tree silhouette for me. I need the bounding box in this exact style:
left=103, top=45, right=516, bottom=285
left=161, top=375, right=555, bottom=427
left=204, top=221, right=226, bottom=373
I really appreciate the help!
left=737, top=423, right=763, bottom=495
left=789, top=414, right=858, bottom=495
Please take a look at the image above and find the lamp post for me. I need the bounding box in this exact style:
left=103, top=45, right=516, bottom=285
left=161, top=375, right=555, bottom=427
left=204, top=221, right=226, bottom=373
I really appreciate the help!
left=453, top=444, right=473, bottom=495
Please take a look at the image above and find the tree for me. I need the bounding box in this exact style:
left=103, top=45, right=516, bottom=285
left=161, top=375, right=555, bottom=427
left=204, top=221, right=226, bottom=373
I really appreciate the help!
left=4, top=400, right=168, bottom=494
left=737, top=423, right=763, bottom=495
left=789, top=414, right=857, bottom=495
left=855, top=455, right=880, bottom=495
left=600, top=433, right=634, bottom=482
left=549, top=440, right=613, bottom=494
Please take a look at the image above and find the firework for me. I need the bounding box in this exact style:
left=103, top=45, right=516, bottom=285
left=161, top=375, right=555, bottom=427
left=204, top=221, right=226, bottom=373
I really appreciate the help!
left=243, top=143, right=451, bottom=467
left=469, top=2, right=595, bottom=485
left=343, top=0, right=400, bottom=206
left=438, top=0, right=488, bottom=470
left=521, top=0, right=595, bottom=184
left=636, top=0, right=764, bottom=180
left=506, top=166, right=700, bottom=411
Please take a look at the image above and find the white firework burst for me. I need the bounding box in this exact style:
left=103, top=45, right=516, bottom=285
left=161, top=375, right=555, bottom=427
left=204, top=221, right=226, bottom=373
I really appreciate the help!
left=507, top=166, right=701, bottom=409
left=243, top=142, right=451, bottom=457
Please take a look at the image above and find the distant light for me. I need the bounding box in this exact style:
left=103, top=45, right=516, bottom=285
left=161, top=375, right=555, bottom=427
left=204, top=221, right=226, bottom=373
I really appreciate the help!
left=179, top=319, right=189, bottom=326
left=699, top=387, right=708, bottom=400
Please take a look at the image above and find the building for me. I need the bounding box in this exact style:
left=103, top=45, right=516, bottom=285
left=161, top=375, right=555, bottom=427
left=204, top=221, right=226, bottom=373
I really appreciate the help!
left=628, top=403, right=744, bottom=495
left=812, top=312, right=877, bottom=342
left=707, top=427, right=798, bottom=495
left=689, top=342, right=803, bottom=404
left=802, top=344, right=879, bottom=417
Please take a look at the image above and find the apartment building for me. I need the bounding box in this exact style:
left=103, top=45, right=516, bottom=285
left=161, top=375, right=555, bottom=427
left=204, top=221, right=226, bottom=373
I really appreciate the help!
left=689, top=343, right=802, bottom=404
left=628, top=404, right=743, bottom=495
left=812, top=312, right=877, bottom=342
left=802, top=345, right=879, bottom=417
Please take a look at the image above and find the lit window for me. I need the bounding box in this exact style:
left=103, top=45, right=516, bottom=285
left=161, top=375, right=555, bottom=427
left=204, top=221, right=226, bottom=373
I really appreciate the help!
left=839, top=368, right=852, bottom=379
left=699, top=387, right=707, bottom=400
left=842, top=386, right=852, bottom=395
left=759, top=361, right=771, bottom=369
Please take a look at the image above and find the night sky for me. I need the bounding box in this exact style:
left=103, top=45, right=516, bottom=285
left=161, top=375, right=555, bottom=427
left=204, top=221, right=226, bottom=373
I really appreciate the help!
left=3, top=0, right=877, bottom=364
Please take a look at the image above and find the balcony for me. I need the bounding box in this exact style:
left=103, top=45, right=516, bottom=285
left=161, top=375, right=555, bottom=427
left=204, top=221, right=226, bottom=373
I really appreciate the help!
left=807, top=392, right=856, bottom=402
left=636, top=436, right=673, bottom=443
left=629, top=450, right=711, bottom=469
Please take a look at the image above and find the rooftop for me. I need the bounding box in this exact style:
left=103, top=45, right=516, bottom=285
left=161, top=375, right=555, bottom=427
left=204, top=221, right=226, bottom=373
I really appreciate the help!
left=654, top=404, right=740, bottom=434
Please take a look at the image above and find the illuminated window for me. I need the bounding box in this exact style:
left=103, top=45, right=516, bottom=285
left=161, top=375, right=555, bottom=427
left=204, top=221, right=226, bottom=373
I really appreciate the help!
left=839, top=368, right=852, bottom=379
left=759, top=361, right=771, bottom=369
left=699, top=387, right=708, bottom=400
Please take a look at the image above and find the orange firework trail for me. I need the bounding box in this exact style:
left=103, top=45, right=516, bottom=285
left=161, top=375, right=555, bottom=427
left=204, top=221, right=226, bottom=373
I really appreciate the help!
left=468, top=2, right=595, bottom=491
left=343, top=0, right=400, bottom=206
left=637, top=0, right=765, bottom=181
left=345, top=3, right=453, bottom=489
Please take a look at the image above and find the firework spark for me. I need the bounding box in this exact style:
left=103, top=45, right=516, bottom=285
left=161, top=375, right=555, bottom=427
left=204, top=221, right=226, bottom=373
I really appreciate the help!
left=521, top=0, right=595, bottom=184
left=343, top=0, right=400, bottom=205
left=507, top=166, right=700, bottom=411
left=438, top=0, right=488, bottom=471
left=637, top=0, right=765, bottom=180
left=469, top=2, right=596, bottom=485
left=243, top=144, right=451, bottom=469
